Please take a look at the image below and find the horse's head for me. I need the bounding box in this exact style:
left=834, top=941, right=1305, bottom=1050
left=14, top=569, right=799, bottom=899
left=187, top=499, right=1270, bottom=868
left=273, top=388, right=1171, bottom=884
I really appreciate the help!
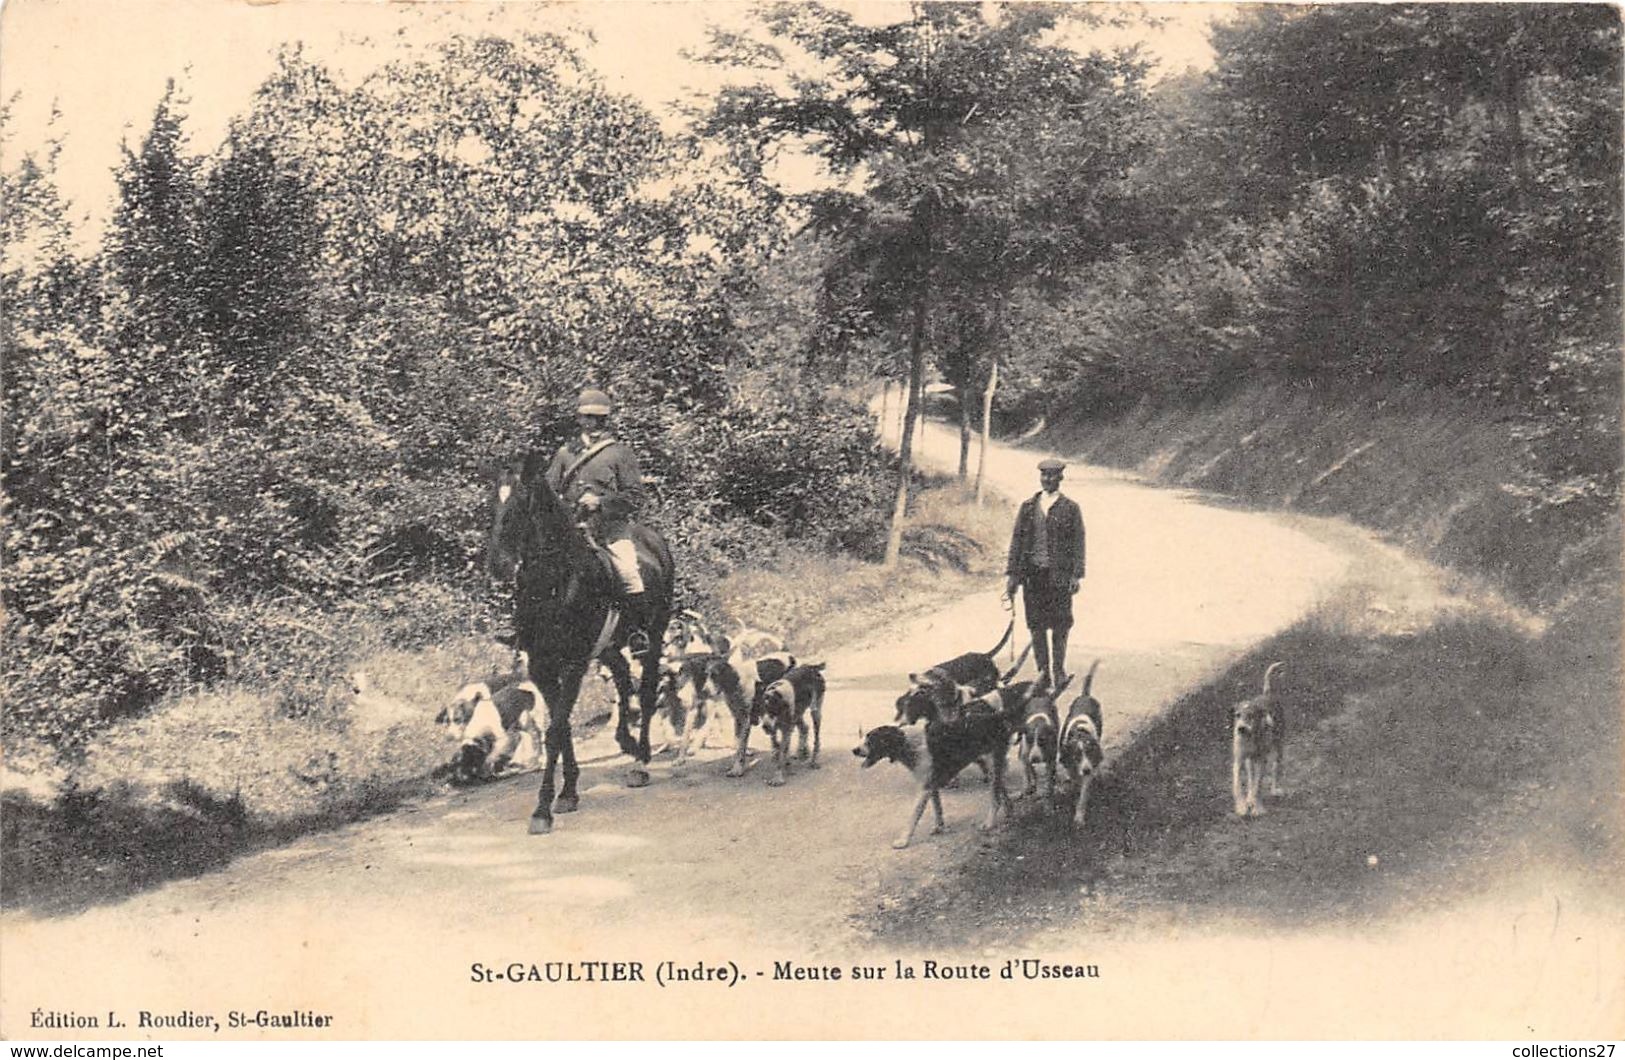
left=488, top=453, right=576, bottom=581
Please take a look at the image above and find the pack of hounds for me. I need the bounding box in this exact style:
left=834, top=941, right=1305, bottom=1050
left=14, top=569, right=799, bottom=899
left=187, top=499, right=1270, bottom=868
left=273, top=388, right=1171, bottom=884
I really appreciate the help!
left=435, top=610, right=824, bottom=790
left=427, top=611, right=1291, bottom=847
left=854, top=623, right=1107, bottom=849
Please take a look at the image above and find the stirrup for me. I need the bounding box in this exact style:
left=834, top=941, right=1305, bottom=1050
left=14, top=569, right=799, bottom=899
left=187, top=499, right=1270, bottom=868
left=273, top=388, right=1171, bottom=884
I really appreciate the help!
left=619, top=590, right=650, bottom=655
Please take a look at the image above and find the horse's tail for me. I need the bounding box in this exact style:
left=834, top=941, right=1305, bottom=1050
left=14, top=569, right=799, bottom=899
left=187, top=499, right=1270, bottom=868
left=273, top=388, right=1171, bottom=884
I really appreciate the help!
left=985, top=618, right=1015, bottom=659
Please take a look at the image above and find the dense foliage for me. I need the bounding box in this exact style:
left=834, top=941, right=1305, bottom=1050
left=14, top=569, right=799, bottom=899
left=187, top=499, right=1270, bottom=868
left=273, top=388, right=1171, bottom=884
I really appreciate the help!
left=699, top=2, right=1151, bottom=561
left=5, top=6, right=1619, bottom=748
left=1, top=35, right=891, bottom=746
left=993, top=5, right=1621, bottom=533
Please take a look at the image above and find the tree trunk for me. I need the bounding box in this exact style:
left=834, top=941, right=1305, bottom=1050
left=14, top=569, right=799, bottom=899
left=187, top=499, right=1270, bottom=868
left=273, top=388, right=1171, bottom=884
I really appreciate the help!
left=884, top=293, right=929, bottom=567
left=975, top=355, right=998, bottom=506
left=957, top=387, right=972, bottom=480
left=879, top=379, right=892, bottom=444
left=910, top=362, right=924, bottom=448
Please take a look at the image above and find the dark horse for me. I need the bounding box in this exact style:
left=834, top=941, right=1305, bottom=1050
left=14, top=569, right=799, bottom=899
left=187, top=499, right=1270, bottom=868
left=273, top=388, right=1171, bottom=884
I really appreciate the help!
left=488, top=451, right=675, bottom=835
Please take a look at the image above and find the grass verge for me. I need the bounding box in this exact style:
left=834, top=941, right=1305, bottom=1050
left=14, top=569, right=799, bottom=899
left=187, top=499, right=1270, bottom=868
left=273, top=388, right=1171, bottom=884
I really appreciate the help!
left=1, top=476, right=1002, bottom=915
left=859, top=535, right=1622, bottom=948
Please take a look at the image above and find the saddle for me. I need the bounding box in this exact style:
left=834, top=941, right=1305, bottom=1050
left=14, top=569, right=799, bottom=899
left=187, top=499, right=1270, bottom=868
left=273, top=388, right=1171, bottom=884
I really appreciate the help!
left=582, top=537, right=622, bottom=585
left=579, top=528, right=659, bottom=655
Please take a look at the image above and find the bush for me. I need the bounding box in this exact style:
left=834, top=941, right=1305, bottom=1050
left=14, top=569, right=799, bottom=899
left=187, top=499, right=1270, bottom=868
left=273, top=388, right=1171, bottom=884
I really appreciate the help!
left=1, top=35, right=825, bottom=751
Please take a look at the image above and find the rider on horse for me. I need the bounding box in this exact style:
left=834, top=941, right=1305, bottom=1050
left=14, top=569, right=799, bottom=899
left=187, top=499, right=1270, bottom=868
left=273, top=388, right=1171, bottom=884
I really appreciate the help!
left=541, top=388, right=655, bottom=651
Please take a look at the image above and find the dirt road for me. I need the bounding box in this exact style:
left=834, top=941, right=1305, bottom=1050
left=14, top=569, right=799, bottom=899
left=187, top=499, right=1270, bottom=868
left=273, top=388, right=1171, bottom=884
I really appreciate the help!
left=0, top=417, right=1394, bottom=1038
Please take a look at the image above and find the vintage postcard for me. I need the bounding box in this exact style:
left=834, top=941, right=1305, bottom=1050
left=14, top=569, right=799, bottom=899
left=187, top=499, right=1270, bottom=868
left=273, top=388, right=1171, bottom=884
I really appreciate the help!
left=2, top=0, right=1620, bottom=1042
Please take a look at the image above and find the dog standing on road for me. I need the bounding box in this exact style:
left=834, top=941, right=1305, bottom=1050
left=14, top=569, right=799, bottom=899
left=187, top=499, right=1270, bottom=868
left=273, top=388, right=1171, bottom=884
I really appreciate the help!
left=755, top=662, right=826, bottom=786
left=1018, top=675, right=1073, bottom=801
left=853, top=708, right=1013, bottom=849
left=1058, top=660, right=1105, bottom=826
left=857, top=675, right=1032, bottom=848
left=701, top=650, right=800, bottom=779
left=656, top=652, right=737, bottom=767
left=1231, top=661, right=1286, bottom=817
left=893, top=620, right=1016, bottom=725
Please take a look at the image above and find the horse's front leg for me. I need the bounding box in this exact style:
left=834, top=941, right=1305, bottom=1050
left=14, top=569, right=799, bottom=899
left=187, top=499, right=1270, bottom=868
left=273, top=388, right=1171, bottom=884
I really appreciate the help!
left=553, top=665, right=587, bottom=814
left=602, top=649, right=640, bottom=759
left=529, top=671, right=564, bottom=836
left=627, top=640, right=660, bottom=788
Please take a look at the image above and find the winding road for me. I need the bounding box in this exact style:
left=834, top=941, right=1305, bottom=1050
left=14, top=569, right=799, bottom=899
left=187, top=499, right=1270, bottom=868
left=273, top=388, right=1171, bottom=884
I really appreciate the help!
left=5, top=414, right=1613, bottom=1040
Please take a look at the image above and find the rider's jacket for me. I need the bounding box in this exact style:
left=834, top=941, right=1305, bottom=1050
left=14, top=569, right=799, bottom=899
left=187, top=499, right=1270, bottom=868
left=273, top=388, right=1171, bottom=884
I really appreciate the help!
left=544, top=433, right=643, bottom=522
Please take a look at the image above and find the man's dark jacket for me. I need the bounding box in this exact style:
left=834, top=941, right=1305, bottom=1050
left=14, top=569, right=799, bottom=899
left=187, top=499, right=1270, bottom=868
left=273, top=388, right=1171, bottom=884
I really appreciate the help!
left=1005, top=492, right=1086, bottom=587
left=545, top=436, right=642, bottom=521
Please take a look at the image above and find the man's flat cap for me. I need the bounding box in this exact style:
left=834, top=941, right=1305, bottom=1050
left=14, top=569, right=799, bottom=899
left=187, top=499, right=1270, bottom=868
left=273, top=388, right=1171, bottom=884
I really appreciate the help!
left=1038, top=457, right=1066, bottom=471
left=577, top=388, right=613, bottom=416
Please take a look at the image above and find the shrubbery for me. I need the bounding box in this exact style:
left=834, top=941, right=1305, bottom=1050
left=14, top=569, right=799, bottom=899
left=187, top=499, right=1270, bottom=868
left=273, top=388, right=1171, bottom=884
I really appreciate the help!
left=1, top=36, right=893, bottom=750
left=992, top=6, right=1620, bottom=550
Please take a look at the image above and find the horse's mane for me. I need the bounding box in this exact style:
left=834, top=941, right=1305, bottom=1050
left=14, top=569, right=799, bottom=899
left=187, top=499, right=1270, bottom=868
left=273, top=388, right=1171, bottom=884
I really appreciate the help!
left=517, top=451, right=576, bottom=546
left=521, top=449, right=550, bottom=485
left=492, top=450, right=583, bottom=582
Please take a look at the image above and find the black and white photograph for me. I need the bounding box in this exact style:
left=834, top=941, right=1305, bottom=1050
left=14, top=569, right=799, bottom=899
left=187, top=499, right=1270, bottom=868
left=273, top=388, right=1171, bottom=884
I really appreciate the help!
left=2, top=0, right=1621, bottom=1041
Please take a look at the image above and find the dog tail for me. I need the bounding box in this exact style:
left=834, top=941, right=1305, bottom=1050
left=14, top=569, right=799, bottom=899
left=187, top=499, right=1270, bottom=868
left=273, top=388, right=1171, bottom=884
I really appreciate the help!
left=1262, top=661, right=1285, bottom=696
left=1081, top=659, right=1100, bottom=697
left=985, top=618, right=1015, bottom=659
left=1000, top=639, right=1035, bottom=683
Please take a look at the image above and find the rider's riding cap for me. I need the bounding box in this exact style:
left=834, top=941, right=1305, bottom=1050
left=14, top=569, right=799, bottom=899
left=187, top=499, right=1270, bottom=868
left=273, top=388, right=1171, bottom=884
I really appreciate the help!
left=577, top=388, right=613, bottom=417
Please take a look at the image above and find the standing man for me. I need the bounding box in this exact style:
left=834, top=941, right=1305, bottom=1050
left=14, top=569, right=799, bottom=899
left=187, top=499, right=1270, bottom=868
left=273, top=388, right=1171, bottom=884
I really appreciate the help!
left=1004, top=457, right=1086, bottom=688
left=544, top=387, right=653, bottom=648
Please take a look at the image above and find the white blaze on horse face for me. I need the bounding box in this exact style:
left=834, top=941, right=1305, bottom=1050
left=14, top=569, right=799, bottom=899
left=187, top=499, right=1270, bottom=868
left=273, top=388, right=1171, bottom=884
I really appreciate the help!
left=498, top=484, right=512, bottom=505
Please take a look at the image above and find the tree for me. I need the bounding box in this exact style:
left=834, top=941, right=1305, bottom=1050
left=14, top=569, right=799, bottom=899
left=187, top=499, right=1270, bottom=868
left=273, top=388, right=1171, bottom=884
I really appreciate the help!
left=217, top=37, right=790, bottom=569
left=3, top=100, right=202, bottom=737
left=701, top=1, right=1149, bottom=562
left=996, top=2, right=1619, bottom=541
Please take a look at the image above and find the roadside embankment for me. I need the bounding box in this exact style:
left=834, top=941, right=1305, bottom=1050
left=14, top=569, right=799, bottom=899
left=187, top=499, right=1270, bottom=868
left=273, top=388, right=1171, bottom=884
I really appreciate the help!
left=869, top=385, right=1621, bottom=947
left=1037, top=381, right=1618, bottom=611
